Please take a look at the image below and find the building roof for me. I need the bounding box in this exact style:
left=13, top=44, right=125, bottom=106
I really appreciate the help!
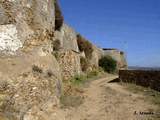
left=102, top=48, right=118, bottom=50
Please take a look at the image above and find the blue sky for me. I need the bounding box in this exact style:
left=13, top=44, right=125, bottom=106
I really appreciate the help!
left=59, top=0, right=160, bottom=67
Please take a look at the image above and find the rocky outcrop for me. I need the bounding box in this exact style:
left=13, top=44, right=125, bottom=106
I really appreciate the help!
left=54, top=24, right=81, bottom=80
left=0, top=48, right=63, bottom=119
left=103, top=49, right=128, bottom=70
left=0, top=0, right=65, bottom=119
left=0, top=0, right=55, bottom=54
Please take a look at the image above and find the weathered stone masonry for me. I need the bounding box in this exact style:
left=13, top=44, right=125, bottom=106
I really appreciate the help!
left=0, top=0, right=127, bottom=120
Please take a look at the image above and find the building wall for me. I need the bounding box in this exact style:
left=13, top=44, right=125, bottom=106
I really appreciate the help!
left=103, top=49, right=128, bottom=70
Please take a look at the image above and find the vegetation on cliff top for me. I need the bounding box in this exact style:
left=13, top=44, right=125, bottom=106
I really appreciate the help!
left=80, top=57, right=89, bottom=72
left=52, top=39, right=61, bottom=51
left=77, top=34, right=93, bottom=59
left=55, top=0, right=64, bottom=31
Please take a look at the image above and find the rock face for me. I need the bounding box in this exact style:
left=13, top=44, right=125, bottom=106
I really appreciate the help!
left=0, top=48, right=63, bottom=120
left=103, top=49, right=128, bottom=70
left=0, top=0, right=55, bottom=54
left=54, top=24, right=79, bottom=52
left=0, top=24, right=22, bottom=54
left=90, top=45, right=103, bottom=68
left=59, top=50, right=81, bottom=80
left=0, top=0, right=65, bottom=119
left=54, top=24, right=81, bottom=80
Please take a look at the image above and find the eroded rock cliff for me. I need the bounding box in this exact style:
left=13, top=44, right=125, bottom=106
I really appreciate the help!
left=0, top=0, right=64, bottom=119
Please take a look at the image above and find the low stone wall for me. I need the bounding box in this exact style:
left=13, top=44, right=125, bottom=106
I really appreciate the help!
left=119, top=70, right=160, bottom=91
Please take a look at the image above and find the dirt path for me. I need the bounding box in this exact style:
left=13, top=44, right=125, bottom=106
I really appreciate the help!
left=64, top=75, right=158, bottom=120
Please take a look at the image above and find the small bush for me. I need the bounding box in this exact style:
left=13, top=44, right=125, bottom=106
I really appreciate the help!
left=0, top=80, right=9, bottom=92
left=55, top=0, right=64, bottom=31
left=47, top=70, right=53, bottom=77
left=80, top=57, right=89, bottom=72
left=52, top=39, right=61, bottom=51
left=52, top=51, right=60, bottom=61
left=70, top=75, right=86, bottom=86
left=32, top=65, right=43, bottom=73
left=99, top=56, right=117, bottom=73
left=77, top=34, right=93, bottom=59
left=87, top=70, right=99, bottom=78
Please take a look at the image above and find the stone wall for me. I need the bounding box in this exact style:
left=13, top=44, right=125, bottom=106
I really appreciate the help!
left=119, top=70, right=160, bottom=92
left=54, top=24, right=82, bottom=80
left=58, top=50, right=81, bottom=80
left=54, top=24, right=79, bottom=52
left=103, top=49, right=128, bottom=70
left=89, top=45, right=103, bottom=68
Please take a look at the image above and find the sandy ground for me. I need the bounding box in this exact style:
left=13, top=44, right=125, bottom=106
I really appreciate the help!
left=63, top=75, right=158, bottom=120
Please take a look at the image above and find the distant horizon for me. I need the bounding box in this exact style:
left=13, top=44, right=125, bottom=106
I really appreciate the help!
left=60, top=0, right=160, bottom=67
left=128, top=65, right=160, bottom=68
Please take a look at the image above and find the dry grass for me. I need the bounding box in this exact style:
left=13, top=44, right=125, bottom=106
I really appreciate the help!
left=60, top=70, right=106, bottom=108
left=32, top=65, right=43, bottom=73
left=121, top=83, right=160, bottom=119
left=60, top=95, right=83, bottom=108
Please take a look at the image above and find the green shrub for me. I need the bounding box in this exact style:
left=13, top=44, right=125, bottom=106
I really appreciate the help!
left=47, top=70, right=53, bottom=77
left=0, top=80, right=9, bottom=92
left=32, top=65, right=43, bottom=73
left=77, top=34, right=93, bottom=59
left=55, top=0, right=64, bottom=31
left=52, top=39, right=61, bottom=51
left=80, top=57, right=89, bottom=72
left=99, top=56, right=117, bottom=73
left=70, top=75, right=86, bottom=86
